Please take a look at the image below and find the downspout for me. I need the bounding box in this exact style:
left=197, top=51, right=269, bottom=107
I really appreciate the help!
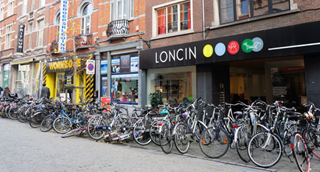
left=202, top=0, right=205, bottom=40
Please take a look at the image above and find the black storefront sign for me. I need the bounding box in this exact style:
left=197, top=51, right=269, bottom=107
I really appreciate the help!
left=120, top=55, right=131, bottom=73
left=140, top=21, right=320, bottom=69
left=17, top=25, right=25, bottom=53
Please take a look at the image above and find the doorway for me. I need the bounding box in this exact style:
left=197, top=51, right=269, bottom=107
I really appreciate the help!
left=56, top=72, right=65, bottom=98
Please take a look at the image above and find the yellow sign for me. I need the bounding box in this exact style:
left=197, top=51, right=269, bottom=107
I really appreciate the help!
left=10, top=59, right=33, bottom=65
left=203, top=44, right=213, bottom=58
left=47, top=59, right=81, bottom=72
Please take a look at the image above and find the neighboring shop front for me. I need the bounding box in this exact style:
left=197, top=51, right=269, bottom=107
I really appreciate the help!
left=140, top=21, right=320, bottom=109
left=95, top=40, right=143, bottom=105
left=44, top=55, right=93, bottom=103
left=10, top=58, right=41, bottom=98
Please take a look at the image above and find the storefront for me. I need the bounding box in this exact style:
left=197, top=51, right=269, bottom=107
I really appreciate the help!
left=140, top=21, right=320, bottom=109
left=44, top=55, right=91, bottom=103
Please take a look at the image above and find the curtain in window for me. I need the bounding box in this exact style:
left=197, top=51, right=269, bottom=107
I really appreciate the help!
left=157, top=9, right=166, bottom=35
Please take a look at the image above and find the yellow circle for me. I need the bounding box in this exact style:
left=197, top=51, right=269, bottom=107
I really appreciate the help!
left=203, top=44, right=213, bottom=58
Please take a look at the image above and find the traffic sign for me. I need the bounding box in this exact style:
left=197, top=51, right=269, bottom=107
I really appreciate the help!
left=86, top=60, right=95, bottom=74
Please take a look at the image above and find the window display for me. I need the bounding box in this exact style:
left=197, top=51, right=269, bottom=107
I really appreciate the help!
left=111, top=74, right=138, bottom=104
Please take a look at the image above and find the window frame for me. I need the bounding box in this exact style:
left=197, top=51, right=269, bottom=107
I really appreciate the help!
left=39, top=0, right=45, bottom=8
left=110, top=0, right=134, bottom=21
left=0, top=1, right=4, bottom=20
left=28, top=22, right=33, bottom=49
left=7, top=0, right=14, bottom=16
left=5, top=25, right=12, bottom=49
left=153, top=0, right=193, bottom=37
left=37, top=19, right=44, bottom=47
left=55, top=13, right=60, bottom=42
left=0, top=29, right=2, bottom=51
left=80, top=3, right=92, bottom=35
left=22, top=0, right=28, bottom=15
left=218, top=0, right=291, bottom=25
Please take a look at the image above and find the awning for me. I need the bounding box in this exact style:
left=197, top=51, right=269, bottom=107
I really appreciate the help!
left=10, top=58, right=33, bottom=65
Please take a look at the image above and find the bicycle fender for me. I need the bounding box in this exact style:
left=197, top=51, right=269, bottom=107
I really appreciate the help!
left=172, top=122, right=181, bottom=135
left=197, top=121, right=208, bottom=129
left=257, top=124, right=270, bottom=132
left=31, top=111, right=43, bottom=118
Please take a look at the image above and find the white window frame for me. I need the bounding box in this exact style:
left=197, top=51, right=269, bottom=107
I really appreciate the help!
left=5, top=25, right=12, bottom=49
left=37, top=19, right=44, bottom=47
left=28, top=22, right=33, bottom=49
left=7, top=0, right=14, bottom=16
left=22, top=0, right=28, bottom=15
left=0, top=29, right=2, bottom=51
left=152, top=0, right=193, bottom=38
left=39, top=0, right=45, bottom=8
left=0, top=1, right=4, bottom=20
left=80, top=3, right=92, bottom=35
left=55, top=13, right=60, bottom=42
left=110, top=0, right=134, bottom=21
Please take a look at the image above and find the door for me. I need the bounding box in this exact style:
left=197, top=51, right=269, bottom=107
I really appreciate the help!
left=56, top=72, right=65, bottom=99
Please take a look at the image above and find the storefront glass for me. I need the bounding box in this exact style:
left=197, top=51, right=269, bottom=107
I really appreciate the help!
left=15, top=64, right=31, bottom=97
left=32, top=63, right=40, bottom=98
left=111, top=74, right=138, bottom=104
left=2, top=64, right=10, bottom=88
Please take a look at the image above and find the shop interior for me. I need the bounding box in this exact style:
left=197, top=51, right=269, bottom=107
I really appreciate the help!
left=224, top=56, right=306, bottom=110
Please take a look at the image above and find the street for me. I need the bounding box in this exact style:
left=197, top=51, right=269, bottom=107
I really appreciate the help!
left=0, top=119, right=270, bottom=172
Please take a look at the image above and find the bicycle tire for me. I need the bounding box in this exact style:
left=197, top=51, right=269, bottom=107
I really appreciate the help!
left=302, top=130, right=320, bottom=159
left=29, top=114, right=43, bottom=128
left=53, top=116, right=72, bottom=134
left=17, top=109, right=27, bottom=123
left=199, top=127, right=229, bottom=158
left=8, top=107, right=18, bottom=120
left=40, top=115, right=55, bottom=132
left=87, top=118, right=107, bottom=140
left=160, top=120, right=173, bottom=154
left=292, top=133, right=310, bottom=172
left=174, top=123, right=190, bottom=154
left=149, top=120, right=161, bottom=146
left=236, top=126, right=251, bottom=163
left=133, top=119, right=152, bottom=146
left=248, top=132, right=282, bottom=168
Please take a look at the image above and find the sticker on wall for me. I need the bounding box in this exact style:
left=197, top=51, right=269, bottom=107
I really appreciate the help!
left=241, top=37, right=264, bottom=53
left=252, top=37, right=264, bottom=52
left=215, top=43, right=226, bottom=56
left=228, top=41, right=239, bottom=55
left=203, top=44, right=213, bottom=58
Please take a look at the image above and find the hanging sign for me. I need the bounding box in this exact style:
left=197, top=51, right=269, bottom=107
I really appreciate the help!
left=59, top=0, right=68, bottom=53
left=86, top=60, right=95, bottom=74
left=17, top=24, right=25, bottom=53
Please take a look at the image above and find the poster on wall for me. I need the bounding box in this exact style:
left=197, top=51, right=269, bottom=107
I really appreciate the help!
left=65, top=74, right=73, bottom=86
left=120, top=55, right=130, bottom=73
left=101, top=77, right=108, bottom=97
left=101, top=60, right=108, bottom=74
left=111, top=59, right=120, bottom=73
left=130, top=56, right=139, bottom=72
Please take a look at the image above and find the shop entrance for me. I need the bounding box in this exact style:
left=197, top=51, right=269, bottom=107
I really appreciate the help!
left=226, top=56, right=306, bottom=110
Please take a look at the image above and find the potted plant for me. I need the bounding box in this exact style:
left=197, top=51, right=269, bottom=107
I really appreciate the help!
left=149, top=90, right=163, bottom=108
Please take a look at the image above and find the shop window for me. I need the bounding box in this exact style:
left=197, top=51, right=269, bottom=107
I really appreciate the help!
left=156, top=1, right=191, bottom=36
left=32, top=63, right=40, bottom=98
left=111, top=74, right=138, bottom=104
left=219, top=0, right=290, bottom=24
left=15, top=65, right=31, bottom=97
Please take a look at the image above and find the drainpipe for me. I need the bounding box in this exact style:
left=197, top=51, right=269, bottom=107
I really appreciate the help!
left=202, top=0, right=205, bottom=40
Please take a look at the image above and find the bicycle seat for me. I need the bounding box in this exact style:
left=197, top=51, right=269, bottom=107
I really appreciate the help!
left=234, top=111, right=244, bottom=118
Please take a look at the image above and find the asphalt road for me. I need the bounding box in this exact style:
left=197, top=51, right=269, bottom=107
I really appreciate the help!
left=0, top=118, right=269, bottom=172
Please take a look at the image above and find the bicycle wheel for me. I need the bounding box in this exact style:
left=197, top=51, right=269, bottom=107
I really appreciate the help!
left=40, top=115, right=55, bottom=132
left=236, top=126, right=251, bottom=163
left=199, top=127, right=229, bottom=158
left=8, top=108, right=18, bottom=120
left=302, top=130, right=320, bottom=159
left=293, top=133, right=310, bottom=172
left=248, top=132, right=282, bottom=168
left=113, top=114, right=132, bottom=130
left=160, top=120, right=173, bottom=154
left=133, top=119, right=151, bottom=146
left=174, top=123, right=190, bottom=154
left=62, top=128, right=83, bottom=138
left=17, top=109, right=27, bottom=123
left=29, top=114, right=43, bottom=128
left=53, top=116, right=72, bottom=134
left=149, top=121, right=161, bottom=146
left=87, top=118, right=106, bottom=140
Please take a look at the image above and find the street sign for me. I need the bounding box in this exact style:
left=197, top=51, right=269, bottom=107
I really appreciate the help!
left=86, top=60, right=95, bottom=74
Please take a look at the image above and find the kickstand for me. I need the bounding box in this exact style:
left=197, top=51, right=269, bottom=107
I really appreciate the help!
left=285, top=152, right=294, bottom=163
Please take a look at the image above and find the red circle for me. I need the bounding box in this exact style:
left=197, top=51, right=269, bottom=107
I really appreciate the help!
left=228, top=41, right=239, bottom=55
left=88, top=63, right=94, bottom=71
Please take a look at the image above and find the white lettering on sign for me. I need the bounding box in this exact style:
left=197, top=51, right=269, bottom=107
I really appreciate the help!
left=155, top=46, right=196, bottom=64
left=59, top=0, right=68, bottom=53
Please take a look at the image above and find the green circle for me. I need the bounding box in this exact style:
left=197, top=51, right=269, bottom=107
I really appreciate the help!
left=242, top=39, right=254, bottom=53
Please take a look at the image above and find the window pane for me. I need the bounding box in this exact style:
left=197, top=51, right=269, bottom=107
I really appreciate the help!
left=82, top=18, right=85, bottom=34
left=220, top=0, right=234, bottom=24
left=271, top=0, right=289, bottom=12
left=168, top=5, right=178, bottom=33
left=180, top=2, right=190, bottom=31
left=123, top=0, right=128, bottom=19
left=253, top=0, right=269, bottom=16
left=111, top=75, right=138, bottom=104
left=86, top=16, right=90, bottom=34
left=157, top=8, right=166, bottom=35
left=118, top=1, right=123, bottom=19
left=130, top=0, right=134, bottom=18
left=236, top=0, right=251, bottom=20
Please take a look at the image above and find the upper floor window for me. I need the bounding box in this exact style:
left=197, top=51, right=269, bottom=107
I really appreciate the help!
left=110, top=0, right=134, bottom=21
left=156, top=1, right=191, bottom=36
left=56, top=13, right=60, bottom=42
left=5, top=25, right=12, bottom=49
left=219, top=0, right=290, bottom=24
left=81, top=3, right=92, bottom=35
left=0, top=29, right=2, bottom=51
left=28, top=22, right=33, bottom=49
left=40, top=0, right=45, bottom=8
left=37, top=19, right=44, bottom=47
left=0, top=1, right=4, bottom=20
left=22, top=0, right=28, bottom=15
left=8, top=0, right=14, bottom=16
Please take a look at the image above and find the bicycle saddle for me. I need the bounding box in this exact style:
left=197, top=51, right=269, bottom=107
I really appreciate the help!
left=234, top=111, right=244, bottom=118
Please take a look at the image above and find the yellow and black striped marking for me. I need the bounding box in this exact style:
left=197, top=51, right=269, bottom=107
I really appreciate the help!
left=85, top=55, right=94, bottom=103
left=43, top=63, right=47, bottom=84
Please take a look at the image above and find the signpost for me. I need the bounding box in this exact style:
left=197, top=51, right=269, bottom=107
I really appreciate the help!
left=86, top=60, right=95, bottom=74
